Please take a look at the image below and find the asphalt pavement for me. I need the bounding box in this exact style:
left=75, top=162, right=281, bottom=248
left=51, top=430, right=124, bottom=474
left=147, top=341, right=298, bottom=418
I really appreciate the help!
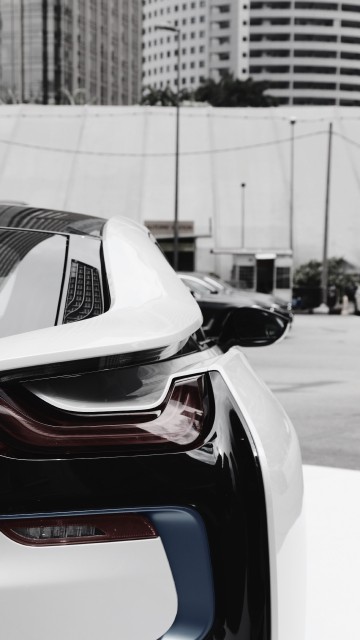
left=242, top=312, right=360, bottom=470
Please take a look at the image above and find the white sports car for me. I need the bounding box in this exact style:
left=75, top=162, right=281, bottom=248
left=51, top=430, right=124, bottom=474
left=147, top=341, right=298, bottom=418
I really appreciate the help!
left=0, top=204, right=305, bottom=640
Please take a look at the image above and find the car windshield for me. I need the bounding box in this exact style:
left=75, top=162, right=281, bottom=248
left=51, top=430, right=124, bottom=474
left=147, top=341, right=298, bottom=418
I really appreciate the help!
left=0, top=229, right=67, bottom=338
left=202, top=275, right=230, bottom=292
left=180, top=276, right=217, bottom=295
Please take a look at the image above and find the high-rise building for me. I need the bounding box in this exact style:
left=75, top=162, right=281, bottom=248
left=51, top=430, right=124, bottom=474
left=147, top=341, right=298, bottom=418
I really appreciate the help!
left=142, top=0, right=250, bottom=92
left=0, top=0, right=142, bottom=105
left=142, top=0, right=360, bottom=106
left=249, top=1, right=360, bottom=106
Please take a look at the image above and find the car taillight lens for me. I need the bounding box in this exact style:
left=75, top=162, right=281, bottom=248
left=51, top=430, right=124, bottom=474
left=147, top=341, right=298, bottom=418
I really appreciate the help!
left=0, top=514, right=157, bottom=546
left=0, top=374, right=212, bottom=459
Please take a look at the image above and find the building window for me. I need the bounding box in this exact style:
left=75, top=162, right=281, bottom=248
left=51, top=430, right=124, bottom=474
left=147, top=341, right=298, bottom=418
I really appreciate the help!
left=276, top=267, right=291, bottom=289
left=238, top=266, right=255, bottom=289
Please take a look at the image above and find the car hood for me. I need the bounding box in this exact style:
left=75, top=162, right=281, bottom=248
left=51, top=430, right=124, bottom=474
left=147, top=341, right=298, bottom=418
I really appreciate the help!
left=196, top=291, right=258, bottom=307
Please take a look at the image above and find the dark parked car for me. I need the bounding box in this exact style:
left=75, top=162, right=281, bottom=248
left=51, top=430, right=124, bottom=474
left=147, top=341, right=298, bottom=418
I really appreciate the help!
left=178, top=271, right=293, bottom=344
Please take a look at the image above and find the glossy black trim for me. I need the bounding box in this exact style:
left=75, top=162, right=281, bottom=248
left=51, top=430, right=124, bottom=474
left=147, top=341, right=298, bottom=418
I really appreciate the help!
left=0, top=205, right=106, bottom=237
left=54, top=235, right=70, bottom=325
left=0, top=344, right=192, bottom=384
left=0, top=372, right=270, bottom=640
left=99, top=242, right=111, bottom=313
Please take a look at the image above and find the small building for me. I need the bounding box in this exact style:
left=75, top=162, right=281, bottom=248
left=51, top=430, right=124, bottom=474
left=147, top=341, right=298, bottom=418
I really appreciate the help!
left=212, top=248, right=293, bottom=302
left=145, top=220, right=211, bottom=272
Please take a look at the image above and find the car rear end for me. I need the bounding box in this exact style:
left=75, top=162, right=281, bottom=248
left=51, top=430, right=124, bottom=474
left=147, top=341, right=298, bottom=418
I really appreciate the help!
left=0, top=206, right=305, bottom=640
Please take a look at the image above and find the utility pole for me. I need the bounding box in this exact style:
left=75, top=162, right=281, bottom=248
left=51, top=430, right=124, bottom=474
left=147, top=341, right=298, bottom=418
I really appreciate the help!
left=20, top=0, right=25, bottom=102
left=174, top=31, right=180, bottom=271
left=240, top=182, right=246, bottom=248
left=321, top=122, right=333, bottom=307
left=289, top=116, right=296, bottom=252
left=155, top=24, right=181, bottom=270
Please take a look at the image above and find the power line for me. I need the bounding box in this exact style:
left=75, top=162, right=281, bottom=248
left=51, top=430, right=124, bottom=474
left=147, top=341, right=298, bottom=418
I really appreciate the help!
left=334, top=130, right=360, bottom=150
left=0, top=129, right=326, bottom=158
left=1, top=108, right=360, bottom=122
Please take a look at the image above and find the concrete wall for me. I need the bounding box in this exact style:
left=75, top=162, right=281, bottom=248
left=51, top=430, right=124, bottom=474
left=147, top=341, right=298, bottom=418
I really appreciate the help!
left=0, top=104, right=359, bottom=277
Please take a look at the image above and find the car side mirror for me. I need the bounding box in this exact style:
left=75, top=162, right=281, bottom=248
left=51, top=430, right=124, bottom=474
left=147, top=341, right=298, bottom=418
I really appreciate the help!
left=218, top=306, right=290, bottom=350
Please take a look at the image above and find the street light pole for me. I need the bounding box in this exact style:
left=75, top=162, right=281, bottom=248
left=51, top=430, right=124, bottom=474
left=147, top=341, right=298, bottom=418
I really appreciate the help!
left=240, top=182, right=246, bottom=248
left=20, top=0, right=25, bottom=102
left=321, top=121, right=333, bottom=307
left=155, top=24, right=181, bottom=271
left=289, top=116, right=296, bottom=253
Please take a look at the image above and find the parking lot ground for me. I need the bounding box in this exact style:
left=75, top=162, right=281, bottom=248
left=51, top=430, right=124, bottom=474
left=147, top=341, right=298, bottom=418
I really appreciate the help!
left=242, top=314, right=360, bottom=470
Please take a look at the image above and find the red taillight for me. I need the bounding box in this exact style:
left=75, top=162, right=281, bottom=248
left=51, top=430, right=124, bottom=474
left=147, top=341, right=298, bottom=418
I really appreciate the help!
left=0, top=374, right=211, bottom=458
left=0, top=514, right=157, bottom=546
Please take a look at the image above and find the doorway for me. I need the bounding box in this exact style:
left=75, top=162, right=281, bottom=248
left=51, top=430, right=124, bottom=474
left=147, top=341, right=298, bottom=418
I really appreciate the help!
left=256, top=258, right=275, bottom=293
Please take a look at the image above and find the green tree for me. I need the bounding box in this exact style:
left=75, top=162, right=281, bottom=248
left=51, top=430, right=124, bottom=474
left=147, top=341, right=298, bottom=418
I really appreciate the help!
left=140, top=85, right=190, bottom=106
left=193, top=73, right=278, bottom=107
left=140, top=73, right=278, bottom=107
left=293, top=257, right=358, bottom=298
left=293, top=260, right=322, bottom=288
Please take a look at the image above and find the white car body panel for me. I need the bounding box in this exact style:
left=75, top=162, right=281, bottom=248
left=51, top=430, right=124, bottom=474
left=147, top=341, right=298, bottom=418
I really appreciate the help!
left=208, top=348, right=306, bottom=640
left=0, top=217, right=202, bottom=372
left=0, top=533, right=178, bottom=640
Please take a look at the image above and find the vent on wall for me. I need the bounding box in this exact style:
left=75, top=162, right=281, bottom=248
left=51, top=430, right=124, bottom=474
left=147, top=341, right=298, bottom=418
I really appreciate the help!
left=63, top=260, right=103, bottom=324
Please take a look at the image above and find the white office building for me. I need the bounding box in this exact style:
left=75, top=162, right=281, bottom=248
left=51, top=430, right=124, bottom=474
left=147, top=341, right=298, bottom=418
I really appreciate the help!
left=142, top=0, right=250, bottom=91
left=142, top=0, right=360, bottom=106
left=249, top=0, right=360, bottom=106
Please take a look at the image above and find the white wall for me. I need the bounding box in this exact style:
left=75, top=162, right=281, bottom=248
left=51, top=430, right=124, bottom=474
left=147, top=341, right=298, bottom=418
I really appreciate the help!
left=0, top=104, right=360, bottom=276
